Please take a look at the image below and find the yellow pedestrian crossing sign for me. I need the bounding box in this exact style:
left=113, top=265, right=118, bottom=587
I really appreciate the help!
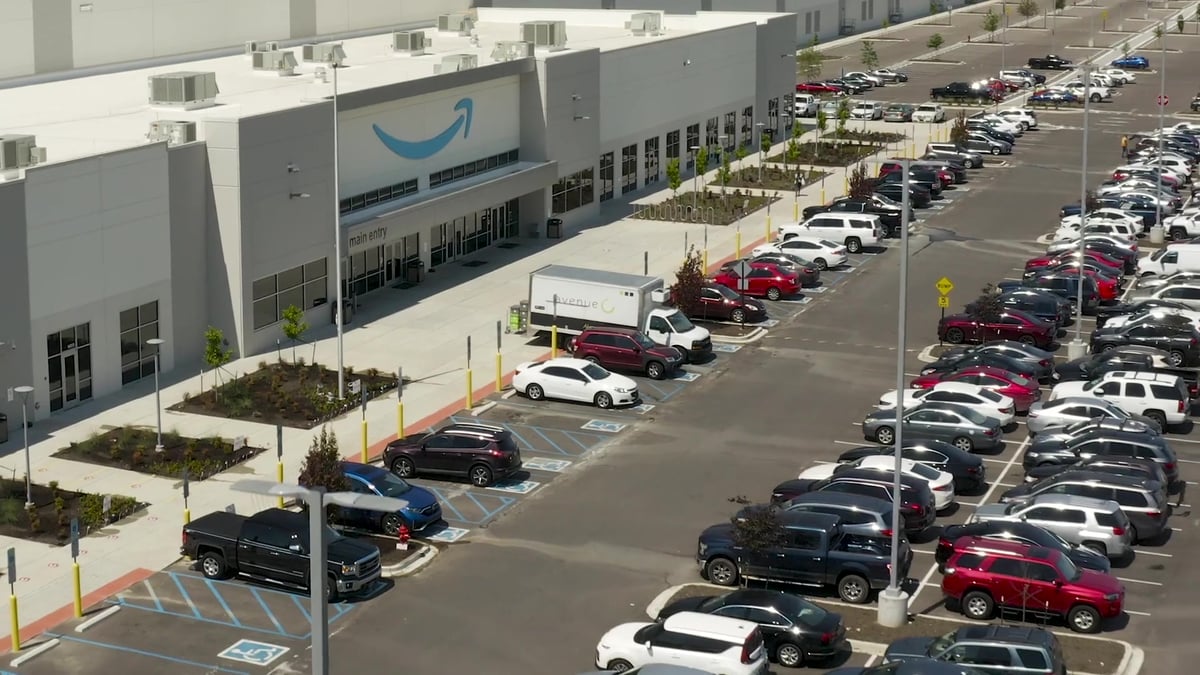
left=936, top=277, right=954, bottom=296
left=938, top=296, right=950, bottom=308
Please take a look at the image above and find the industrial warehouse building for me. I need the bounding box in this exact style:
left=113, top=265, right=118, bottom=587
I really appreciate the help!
left=0, top=5, right=796, bottom=431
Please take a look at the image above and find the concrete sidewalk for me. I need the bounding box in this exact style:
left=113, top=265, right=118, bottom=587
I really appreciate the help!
left=0, top=118, right=943, bottom=649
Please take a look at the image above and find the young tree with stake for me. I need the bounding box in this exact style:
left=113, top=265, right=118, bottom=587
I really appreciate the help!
left=281, top=305, right=309, bottom=364
left=666, top=158, right=682, bottom=198
left=860, top=41, right=880, bottom=70
left=670, top=248, right=706, bottom=319
left=927, top=33, right=945, bottom=57
left=983, top=9, right=1001, bottom=41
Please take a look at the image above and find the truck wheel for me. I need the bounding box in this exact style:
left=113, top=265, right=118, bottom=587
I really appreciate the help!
left=705, top=557, right=739, bottom=586
left=962, top=590, right=995, bottom=619
left=837, top=574, right=870, bottom=604
left=199, top=551, right=228, bottom=580
left=1068, top=604, right=1103, bottom=633
left=845, top=237, right=863, bottom=254
left=1091, top=93, right=1101, bottom=102
left=325, top=574, right=339, bottom=603
left=646, top=361, right=667, bottom=380
left=1145, top=410, right=1168, bottom=429
left=1171, top=227, right=1188, bottom=240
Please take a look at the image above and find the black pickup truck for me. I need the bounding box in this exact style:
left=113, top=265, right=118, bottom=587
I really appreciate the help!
left=1028, top=54, right=1073, bottom=70
left=696, top=510, right=912, bottom=604
left=930, top=82, right=991, bottom=102
left=181, top=508, right=381, bottom=601
left=802, top=195, right=912, bottom=237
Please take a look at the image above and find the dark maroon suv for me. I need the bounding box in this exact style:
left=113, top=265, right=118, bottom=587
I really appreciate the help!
left=569, top=326, right=683, bottom=380
left=383, top=423, right=522, bottom=487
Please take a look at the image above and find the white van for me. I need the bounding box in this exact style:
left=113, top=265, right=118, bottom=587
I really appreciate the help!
left=1138, top=243, right=1200, bottom=277
left=779, top=213, right=884, bottom=253
left=851, top=101, right=883, bottom=120
left=791, top=94, right=818, bottom=117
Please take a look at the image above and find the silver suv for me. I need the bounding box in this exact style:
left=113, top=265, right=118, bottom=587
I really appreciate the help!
left=969, top=493, right=1133, bottom=559
left=999, top=471, right=1171, bottom=543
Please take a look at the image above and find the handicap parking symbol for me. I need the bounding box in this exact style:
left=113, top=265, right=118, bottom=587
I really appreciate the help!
left=711, top=343, right=742, bottom=353
left=219, top=639, right=289, bottom=666
left=581, top=419, right=627, bottom=433
left=487, top=479, right=540, bottom=495
left=523, top=457, right=573, bottom=473
left=674, top=372, right=701, bottom=382
left=630, top=403, right=657, bottom=414
left=759, top=319, right=779, bottom=328
left=428, top=526, right=470, bottom=543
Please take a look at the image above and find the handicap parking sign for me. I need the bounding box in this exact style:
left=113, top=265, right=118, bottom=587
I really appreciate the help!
left=219, top=639, right=290, bottom=666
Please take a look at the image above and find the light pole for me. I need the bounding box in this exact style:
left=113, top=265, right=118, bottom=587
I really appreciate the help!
left=755, top=122, right=766, bottom=183
left=1067, top=64, right=1092, bottom=360
left=1151, top=20, right=1167, bottom=243
left=878, top=160, right=912, bottom=628
left=13, top=386, right=33, bottom=509
left=231, top=479, right=408, bottom=675
left=146, top=338, right=165, bottom=452
left=690, top=145, right=701, bottom=211
left=331, top=63, right=346, bottom=401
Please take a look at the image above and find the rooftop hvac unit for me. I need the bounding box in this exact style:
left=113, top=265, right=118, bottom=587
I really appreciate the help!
left=435, top=54, right=478, bottom=74
left=301, top=42, right=345, bottom=67
left=521, top=21, right=568, bottom=50
left=264, top=41, right=280, bottom=51
left=438, top=13, right=474, bottom=34
left=252, top=50, right=298, bottom=76
left=147, top=71, right=219, bottom=110
left=626, top=12, right=663, bottom=35
left=0, top=135, right=42, bottom=170
left=491, top=40, right=534, bottom=61
left=245, top=41, right=263, bottom=55
left=392, top=30, right=431, bottom=55
left=146, top=120, right=197, bottom=145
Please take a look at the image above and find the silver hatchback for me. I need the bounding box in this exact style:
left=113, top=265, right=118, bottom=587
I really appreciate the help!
left=969, top=493, right=1133, bottom=559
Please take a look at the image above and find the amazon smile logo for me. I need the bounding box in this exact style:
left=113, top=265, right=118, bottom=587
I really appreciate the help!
left=372, top=98, right=474, bottom=160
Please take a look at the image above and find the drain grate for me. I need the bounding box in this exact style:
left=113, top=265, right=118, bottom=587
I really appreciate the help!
left=391, top=281, right=415, bottom=290
left=462, top=260, right=488, bottom=268
left=497, top=243, right=520, bottom=249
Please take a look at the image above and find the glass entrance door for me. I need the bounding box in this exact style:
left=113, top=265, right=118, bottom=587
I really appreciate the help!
left=48, top=323, right=93, bottom=413
left=62, top=352, right=79, bottom=409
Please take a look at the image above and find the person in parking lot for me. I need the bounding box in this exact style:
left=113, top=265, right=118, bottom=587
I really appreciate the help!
left=1121, top=135, right=1129, bottom=158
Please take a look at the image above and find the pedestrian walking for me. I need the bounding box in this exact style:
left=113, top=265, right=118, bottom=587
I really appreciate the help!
left=1120, top=135, right=1129, bottom=159
left=795, top=172, right=806, bottom=192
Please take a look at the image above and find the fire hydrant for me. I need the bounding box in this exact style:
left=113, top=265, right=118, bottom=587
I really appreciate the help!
left=397, top=523, right=411, bottom=550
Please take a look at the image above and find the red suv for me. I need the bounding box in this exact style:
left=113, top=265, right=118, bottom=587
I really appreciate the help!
left=569, top=326, right=683, bottom=380
left=941, top=536, right=1125, bottom=633
left=712, top=262, right=801, bottom=301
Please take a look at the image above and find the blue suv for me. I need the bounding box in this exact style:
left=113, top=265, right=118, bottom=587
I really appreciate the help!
left=1111, top=55, right=1149, bottom=70
left=340, top=461, right=442, bottom=535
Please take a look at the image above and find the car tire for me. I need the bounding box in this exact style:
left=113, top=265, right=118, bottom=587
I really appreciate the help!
left=380, top=513, right=406, bottom=536
left=813, top=257, right=828, bottom=271
left=646, top=361, right=666, bottom=380
left=1168, top=350, right=1186, bottom=367
left=767, top=287, right=783, bottom=301
left=1068, top=604, right=1103, bottom=633
left=875, top=426, right=895, bottom=445
left=1127, top=523, right=1139, bottom=543
left=583, top=355, right=601, bottom=365
left=1091, top=94, right=1101, bottom=102
left=594, top=391, right=614, bottom=409
left=199, top=551, right=228, bottom=580
left=1171, top=227, right=1188, bottom=240
left=391, top=457, right=416, bottom=479
left=730, top=308, right=747, bottom=323
left=953, top=436, right=974, bottom=452
left=1101, top=343, right=1116, bottom=352
left=846, top=237, right=863, bottom=254
left=325, top=574, right=339, bottom=604
left=991, top=147, right=1001, bottom=155
left=705, top=557, right=739, bottom=586
left=469, top=464, right=494, bottom=487
left=606, top=659, right=634, bottom=672
left=962, top=590, right=995, bottom=620
left=526, top=383, right=545, bottom=401
left=1145, top=410, right=1168, bottom=429
left=776, top=642, right=806, bottom=668
left=837, top=573, right=870, bottom=604
left=1082, top=541, right=1108, bottom=556
left=944, top=327, right=966, bottom=344
left=1018, top=334, right=1037, bottom=345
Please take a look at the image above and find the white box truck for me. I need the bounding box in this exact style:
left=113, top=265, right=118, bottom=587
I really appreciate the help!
left=1139, top=243, right=1200, bottom=277
left=527, top=265, right=713, bottom=362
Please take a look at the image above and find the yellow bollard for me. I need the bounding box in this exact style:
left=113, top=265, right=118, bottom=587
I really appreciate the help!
left=843, top=176, right=849, bottom=193
left=72, top=562, right=82, bottom=618
left=735, top=229, right=742, bottom=259
left=551, top=325, right=558, bottom=358
left=702, top=249, right=708, bottom=271
left=397, top=402, right=405, bottom=439
left=793, top=201, right=799, bottom=221
left=495, top=352, right=503, bottom=393
left=184, top=508, right=191, bottom=524
left=820, top=185, right=826, bottom=203
left=765, top=214, right=771, bottom=236
left=276, top=461, right=285, bottom=508
left=9, top=594, right=19, bottom=653
left=360, top=419, right=368, bottom=463
left=465, top=369, right=474, bottom=409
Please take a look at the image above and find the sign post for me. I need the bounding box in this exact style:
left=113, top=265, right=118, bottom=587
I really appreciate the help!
left=396, top=367, right=405, bottom=439
left=7, top=547, right=18, bottom=652
left=70, top=518, right=82, bottom=618
left=730, top=260, right=754, bottom=330
left=276, top=425, right=285, bottom=508
left=182, top=466, right=191, bottom=524
left=936, top=276, right=955, bottom=346
left=495, top=321, right=503, bottom=394
left=466, top=336, right=474, bottom=409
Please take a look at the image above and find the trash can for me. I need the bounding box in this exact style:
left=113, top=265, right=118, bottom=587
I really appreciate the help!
left=546, top=217, right=563, bottom=239
left=333, top=298, right=354, bottom=325
left=0, top=414, right=7, bottom=444
left=406, top=259, right=425, bottom=283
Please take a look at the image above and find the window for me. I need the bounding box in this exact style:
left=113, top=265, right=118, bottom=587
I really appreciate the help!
left=599, top=152, right=614, bottom=201
left=1026, top=562, right=1059, bottom=582
left=805, top=11, right=813, bottom=33
left=768, top=97, right=779, bottom=135
left=621, top=144, right=637, bottom=195
left=47, top=323, right=93, bottom=412
left=243, top=522, right=293, bottom=549
left=814, top=10, right=821, bottom=31
left=724, top=112, right=736, bottom=149
left=428, top=149, right=519, bottom=189
left=953, top=553, right=985, bottom=569
left=551, top=167, right=595, bottom=214
left=1017, top=649, right=1050, bottom=670
left=340, top=178, right=418, bottom=215
left=252, top=258, right=328, bottom=330
left=861, top=0, right=867, bottom=21
left=666, top=130, right=680, bottom=162
left=706, top=117, right=719, bottom=151
left=788, top=531, right=822, bottom=550
left=988, top=558, right=1023, bottom=577
left=1125, top=383, right=1146, bottom=397
left=644, top=136, right=660, bottom=185
left=1114, top=489, right=1150, bottom=507
left=686, top=124, right=699, bottom=169
left=120, top=302, right=160, bottom=385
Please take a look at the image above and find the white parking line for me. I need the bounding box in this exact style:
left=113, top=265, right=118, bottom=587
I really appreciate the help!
left=1135, top=550, right=1173, bottom=558
left=1117, top=577, right=1163, bottom=587
left=912, top=548, right=935, bottom=555
left=956, top=500, right=983, bottom=507
left=863, top=654, right=879, bottom=668
left=1125, top=609, right=1154, bottom=617
left=995, top=482, right=1019, bottom=487
left=982, top=458, right=1010, bottom=465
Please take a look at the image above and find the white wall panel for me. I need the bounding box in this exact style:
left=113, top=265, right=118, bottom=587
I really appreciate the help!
left=0, top=0, right=35, bottom=79
left=315, top=0, right=471, bottom=35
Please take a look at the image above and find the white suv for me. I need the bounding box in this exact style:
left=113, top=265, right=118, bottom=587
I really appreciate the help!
left=996, top=107, right=1038, bottom=130
left=1049, top=371, right=1189, bottom=428
left=595, top=611, right=768, bottom=674
left=779, top=213, right=884, bottom=254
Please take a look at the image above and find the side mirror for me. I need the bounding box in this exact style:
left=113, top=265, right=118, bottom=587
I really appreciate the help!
left=289, top=543, right=304, bottom=553
left=1054, top=579, right=1063, bottom=587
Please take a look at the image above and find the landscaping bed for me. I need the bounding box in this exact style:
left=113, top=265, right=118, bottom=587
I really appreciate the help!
left=55, top=427, right=266, bottom=480
left=0, top=478, right=145, bottom=546
left=722, top=168, right=829, bottom=191
left=831, top=129, right=906, bottom=144
left=171, top=361, right=399, bottom=428
left=788, top=142, right=884, bottom=167
left=634, top=191, right=778, bottom=227
left=658, top=584, right=1127, bottom=674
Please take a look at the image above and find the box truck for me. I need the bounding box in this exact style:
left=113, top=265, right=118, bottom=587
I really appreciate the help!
left=527, top=265, right=713, bottom=362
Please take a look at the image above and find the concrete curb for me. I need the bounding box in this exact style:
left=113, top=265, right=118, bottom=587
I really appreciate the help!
left=380, top=540, right=437, bottom=578
left=710, top=327, right=768, bottom=344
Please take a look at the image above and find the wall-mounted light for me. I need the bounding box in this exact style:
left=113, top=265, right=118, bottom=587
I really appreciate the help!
left=573, top=115, right=591, bottom=121
left=683, top=59, right=692, bottom=66
left=287, top=163, right=301, bottom=173
left=571, top=93, right=582, bottom=101
left=290, top=192, right=311, bottom=199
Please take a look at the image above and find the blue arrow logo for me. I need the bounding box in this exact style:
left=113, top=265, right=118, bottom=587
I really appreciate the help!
left=372, top=98, right=474, bottom=160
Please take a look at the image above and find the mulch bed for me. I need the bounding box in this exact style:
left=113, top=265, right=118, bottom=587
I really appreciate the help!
left=832, top=130, right=907, bottom=144
left=635, top=191, right=778, bottom=227
left=55, top=426, right=266, bottom=480
left=659, top=584, right=1127, bottom=674
left=361, top=535, right=420, bottom=567
left=785, top=142, right=884, bottom=167
left=0, top=478, right=145, bottom=547
left=171, top=361, right=399, bottom=429
left=723, top=168, right=830, bottom=191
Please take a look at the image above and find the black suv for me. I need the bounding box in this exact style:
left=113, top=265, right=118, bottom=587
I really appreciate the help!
left=1022, top=429, right=1180, bottom=489
left=967, top=290, right=1071, bottom=327
left=872, top=181, right=932, bottom=208
left=1090, top=321, right=1200, bottom=366
left=383, top=422, right=523, bottom=487
left=803, top=195, right=913, bottom=237
left=1003, top=273, right=1100, bottom=313
left=876, top=169, right=944, bottom=197
left=770, top=468, right=937, bottom=535
left=936, top=520, right=1111, bottom=573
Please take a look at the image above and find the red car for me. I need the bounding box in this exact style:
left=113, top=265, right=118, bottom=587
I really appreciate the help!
left=712, top=262, right=800, bottom=301
left=1025, top=251, right=1123, bottom=276
left=1038, top=263, right=1120, bottom=300
left=910, top=365, right=1040, bottom=412
left=796, top=81, right=842, bottom=94
left=938, top=309, right=1056, bottom=347
left=1113, top=169, right=1180, bottom=187
left=941, top=536, right=1125, bottom=633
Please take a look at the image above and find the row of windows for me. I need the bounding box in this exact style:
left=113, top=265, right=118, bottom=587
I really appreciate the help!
left=120, top=301, right=160, bottom=385
left=644, top=137, right=659, bottom=185
left=666, top=130, right=680, bottom=162
left=252, top=259, right=329, bottom=330
left=551, top=168, right=595, bottom=214
left=599, top=152, right=615, bottom=202
left=804, top=10, right=822, bottom=34
left=429, top=149, right=519, bottom=189
left=620, top=144, right=637, bottom=195
left=339, top=179, right=418, bottom=215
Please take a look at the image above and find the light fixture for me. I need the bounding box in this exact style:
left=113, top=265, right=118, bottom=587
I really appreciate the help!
left=573, top=115, right=590, bottom=121
left=683, top=59, right=692, bottom=66
left=571, top=93, right=582, bottom=101
left=287, top=163, right=301, bottom=173
left=290, top=192, right=311, bottom=199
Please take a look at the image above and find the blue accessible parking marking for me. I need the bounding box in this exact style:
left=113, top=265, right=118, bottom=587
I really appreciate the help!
left=806, top=286, right=827, bottom=293
left=711, top=343, right=742, bottom=353
left=759, top=319, right=780, bottom=327
left=523, top=457, right=572, bottom=472
left=582, top=419, right=627, bottom=433
left=778, top=297, right=812, bottom=304
left=219, top=639, right=289, bottom=666
left=428, top=526, right=470, bottom=543
left=487, top=479, right=540, bottom=495
left=424, top=485, right=517, bottom=525
left=675, top=372, right=701, bottom=382
left=631, top=403, right=657, bottom=414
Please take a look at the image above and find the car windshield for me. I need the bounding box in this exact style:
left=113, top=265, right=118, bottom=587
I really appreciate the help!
left=1055, top=553, right=1082, bottom=581
left=909, top=462, right=941, bottom=481
left=874, top=193, right=899, bottom=206
left=928, top=630, right=958, bottom=654
left=632, top=332, right=657, bottom=349
left=1150, top=248, right=1170, bottom=261
left=373, top=473, right=414, bottom=497
left=955, top=406, right=991, bottom=426
left=581, top=364, right=610, bottom=380
left=977, top=388, right=1004, bottom=403
left=711, top=284, right=740, bottom=300
left=666, top=311, right=695, bottom=332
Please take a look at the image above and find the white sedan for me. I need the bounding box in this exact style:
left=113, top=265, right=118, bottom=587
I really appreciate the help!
left=877, top=382, right=1016, bottom=427
left=1102, top=308, right=1200, bottom=329
left=752, top=237, right=848, bottom=270
left=797, top=456, right=957, bottom=511
left=1052, top=223, right=1139, bottom=244
left=512, top=357, right=639, bottom=409
left=1102, top=68, right=1136, bottom=84
left=997, top=108, right=1038, bottom=130
left=1059, top=208, right=1144, bottom=230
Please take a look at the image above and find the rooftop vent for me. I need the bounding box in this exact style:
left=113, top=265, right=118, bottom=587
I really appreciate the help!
left=521, top=21, right=568, bottom=51
left=244, top=40, right=279, bottom=55
left=252, top=50, right=298, bottom=76
left=438, top=13, right=474, bottom=35
left=435, top=54, right=478, bottom=74
left=148, top=71, right=219, bottom=110
left=491, top=40, right=534, bottom=61
left=0, top=135, right=46, bottom=171
left=146, top=120, right=197, bottom=146
left=626, top=12, right=663, bottom=36
left=301, top=42, right=345, bottom=67
left=393, top=30, right=431, bottom=55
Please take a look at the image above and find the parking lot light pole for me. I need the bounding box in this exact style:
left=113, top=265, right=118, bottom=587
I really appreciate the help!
left=756, top=122, right=766, bottom=184
left=878, top=160, right=911, bottom=629
left=690, top=145, right=701, bottom=211
left=231, top=480, right=408, bottom=675
left=1151, top=20, right=1167, bottom=244
left=332, top=63, right=346, bottom=401
left=13, top=386, right=33, bottom=509
left=147, top=338, right=165, bottom=452
left=1067, top=65, right=1092, bottom=361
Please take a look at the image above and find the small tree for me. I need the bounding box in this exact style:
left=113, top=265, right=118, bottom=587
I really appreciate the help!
left=1153, top=23, right=1164, bottom=46
left=670, top=247, right=706, bottom=317
left=797, top=40, right=823, bottom=81
left=760, top=130, right=772, bottom=156
left=835, top=98, right=851, bottom=137
left=1054, top=0, right=1065, bottom=12
left=848, top=162, right=874, bottom=198
left=950, top=110, right=970, bottom=146
left=696, top=146, right=710, bottom=178
left=203, top=326, right=233, bottom=392
left=281, top=304, right=309, bottom=364
left=1177, top=16, right=1185, bottom=33
left=735, top=144, right=750, bottom=180
left=814, top=109, right=829, bottom=162
left=1017, top=0, right=1039, bottom=20
left=298, top=426, right=351, bottom=520
left=1121, top=39, right=1131, bottom=57
left=718, top=155, right=733, bottom=193
left=983, top=9, right=1001, bottom=41
left=728, top=502, right=788, bottom=578
left=927, top=32, right=945, bottom=56
left=882, top=17, right=892, bottom=35
left=666, top=157, right=682, bottom=197
left=860, top=40, right=880, bottom=70
left=786, top=137, right=802, bottom=178
left=968, top=284, right=1005, bottom=323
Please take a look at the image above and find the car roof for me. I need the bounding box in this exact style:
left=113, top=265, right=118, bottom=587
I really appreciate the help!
left=953, top=535, right=1054, bottom=562
left=775, top=510, right=843, bottom=530
left=436, top=421, right=510, bottom=439
left=1047, top=396, right=1114, bottom=407
left=829, top=468, right=929, bottom=491
left=537, top=357, right=596, bottom=369
left=340, top=461, right=388, bottom=480
left=787, top=490, right=893, bottom=512
left=1027, top=493, right=1122, bottom=511
left=954, top=624, right=1059, bottom=648
left=927, top=381, right=983, bottom=394
left=1044, top=469, right=1160, bottom=489
left=661, top=611, right=757, bottom=642
left=579, top=326, right=641, bottom=337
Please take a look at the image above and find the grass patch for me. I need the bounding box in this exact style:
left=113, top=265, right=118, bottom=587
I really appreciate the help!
left=55, top=427, right=266, bottom=480
left=0, top=479, right=145, bottom=547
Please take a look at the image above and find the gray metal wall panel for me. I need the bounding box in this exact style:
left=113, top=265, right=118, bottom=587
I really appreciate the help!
left=32, top=0, right=72, bottom=74
left=290, top=0, right=318, bottom=40
left=336, top=58, right=535, bottom=111
left=0, top=178, right=36, bottom=433
left=167, top=142, right=212, bottom=367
